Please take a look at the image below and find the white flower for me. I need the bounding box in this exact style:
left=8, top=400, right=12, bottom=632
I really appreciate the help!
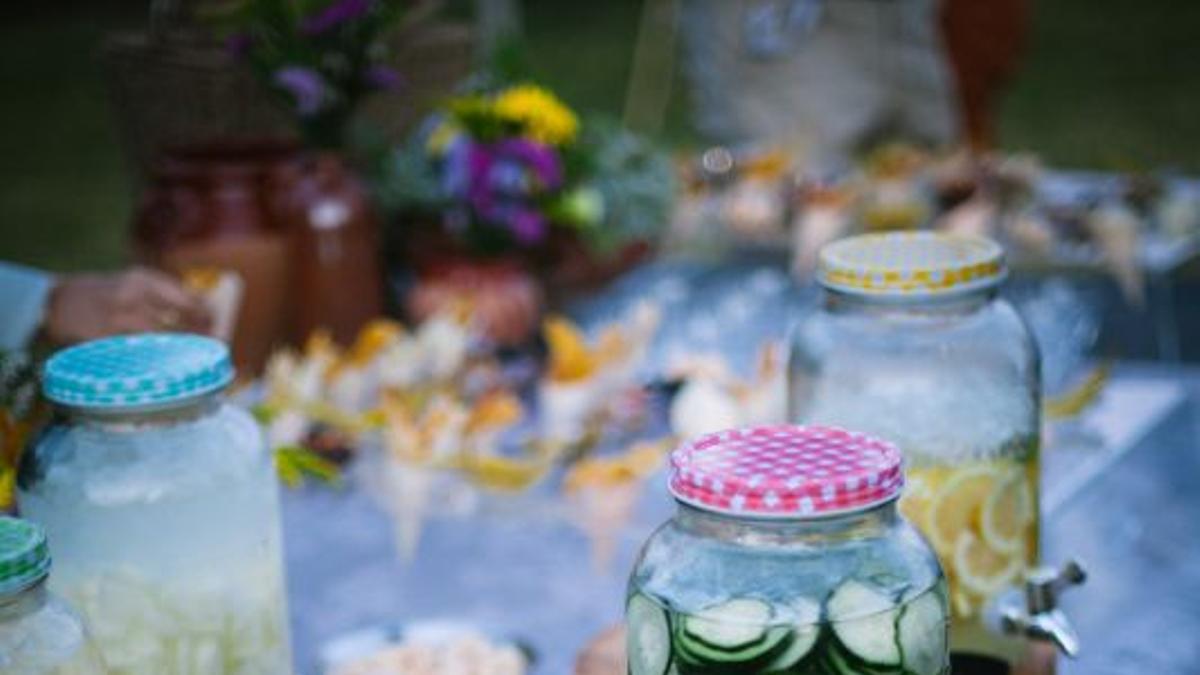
left=670, top=378, right=741, bottom=440
left=417, top=315, right=470, bottom=381
left=267, top=409, right=311, bottom=449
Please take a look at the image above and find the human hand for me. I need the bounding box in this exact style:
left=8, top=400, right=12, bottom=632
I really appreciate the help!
left=42, top=267, right=212, bottom=345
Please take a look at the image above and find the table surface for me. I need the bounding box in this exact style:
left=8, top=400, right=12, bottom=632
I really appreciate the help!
left=281, top=361, right=1200, bottom=675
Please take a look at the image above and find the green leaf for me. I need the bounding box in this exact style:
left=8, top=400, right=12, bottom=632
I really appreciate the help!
left=274, top=445, right=343, bottom=488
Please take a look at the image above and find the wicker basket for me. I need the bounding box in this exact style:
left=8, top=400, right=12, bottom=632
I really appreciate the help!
left=102, top=30, right=292, bottom=181
left=102, top=0, right=475, bottom=180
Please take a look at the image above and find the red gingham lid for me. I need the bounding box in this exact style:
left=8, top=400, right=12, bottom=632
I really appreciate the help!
left=668, top=425, right=904, bottom=518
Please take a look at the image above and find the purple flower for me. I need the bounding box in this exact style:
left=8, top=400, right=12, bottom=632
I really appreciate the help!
left=441, top=136, right=473, bottom=200
left=494, top=139, right=564, bottom=190
left=439, top=136, right=564, bottom=246
left=274, top=66, right=326, bottom=116
left=365, top=65, right=403, bottom=91
left=507, top=207, right=548, bottom=244
left=301, top=0, right=372, bottom=36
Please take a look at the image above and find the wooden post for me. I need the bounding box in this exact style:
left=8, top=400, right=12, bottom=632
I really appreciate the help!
left=623, top=0, right=681, bottom=135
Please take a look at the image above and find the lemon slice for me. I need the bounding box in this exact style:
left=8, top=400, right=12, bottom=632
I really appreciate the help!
left=953, top=532, right=1022, bottom=597
left=951, top=585, right=978, bottom=620
left=927, top=466, right=998, bottom=556
left=981, top=468, right=1035, bottom=554
left=462, top=454, right=552, bottom=491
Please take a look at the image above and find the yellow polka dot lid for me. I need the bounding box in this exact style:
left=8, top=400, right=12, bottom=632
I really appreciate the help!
left=817, top=232, right=1006, bottom=298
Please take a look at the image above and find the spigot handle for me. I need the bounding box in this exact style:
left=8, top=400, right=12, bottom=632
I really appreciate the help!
left=1025, top=559, right=1087, bottom=613
left=1002, top=608, right=1082, bottom=658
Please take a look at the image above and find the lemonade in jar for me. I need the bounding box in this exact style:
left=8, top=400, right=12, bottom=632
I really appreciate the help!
left=789, top=233, right=1041, bottom=665
left=18, top=335, right=292, bottom=674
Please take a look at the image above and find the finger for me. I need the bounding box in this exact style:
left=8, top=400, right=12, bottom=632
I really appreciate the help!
left=108, top=308, right=166, bottom=335
left=131, top=269, right=214, bottom=333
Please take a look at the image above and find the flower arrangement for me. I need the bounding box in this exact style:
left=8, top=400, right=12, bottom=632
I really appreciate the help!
left=385, top=83, right=675, bottom=257
left=427, top=84, right=596, bottom=253
left=209, top=0, right=408, bottom=148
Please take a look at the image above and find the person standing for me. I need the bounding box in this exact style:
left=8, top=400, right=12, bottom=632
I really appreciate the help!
left=678, top=0, right=961, bottom=163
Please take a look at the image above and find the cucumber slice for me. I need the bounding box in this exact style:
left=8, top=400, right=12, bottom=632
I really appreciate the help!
left=628, top=593, right=673, bottom=675
left=675, top=598, right=792, bottom=671
left=897, top=591, right=948, bottom=675
left=763, top=597, right=822, bottom=673
left=762, top=636, right=817, bottom=674
left=683, top=598, right=774, bottom=650
left=676, top=625, right=792, bottom=667
left=821, top=642, right=903, bottom=675
left=826, top=580, right=903, bottom=667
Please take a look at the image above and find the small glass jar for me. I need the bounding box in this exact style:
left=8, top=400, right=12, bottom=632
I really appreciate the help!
left=18, top=334, right=292, bottom=675
left=0, top=516, right=107, bottom=675
left=788, top=233, right=1040, bottom=664
left=627, top=425, right=949, bottom=675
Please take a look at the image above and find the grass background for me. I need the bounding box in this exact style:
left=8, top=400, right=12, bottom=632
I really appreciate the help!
left=2, top=0, right=1198, bottom=272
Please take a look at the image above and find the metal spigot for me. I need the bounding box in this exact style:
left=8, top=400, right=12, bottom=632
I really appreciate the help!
left=993, top=560, right=1087, bottom=657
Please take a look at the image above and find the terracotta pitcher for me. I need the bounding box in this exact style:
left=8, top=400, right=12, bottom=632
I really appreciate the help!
left=271, top=153, right=384, bottom=345
left=134, top=140, right=294, bottom=372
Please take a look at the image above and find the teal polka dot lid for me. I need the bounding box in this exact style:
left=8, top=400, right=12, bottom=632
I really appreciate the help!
left=43, top=333, right=235, bottom=410
left=0, top=516, right=51, bottom=596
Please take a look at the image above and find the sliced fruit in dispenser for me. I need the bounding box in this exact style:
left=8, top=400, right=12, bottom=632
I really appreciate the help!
left=954, top=532, right=1023, bottom=597
left=981, top=468, right=1035, bottom=555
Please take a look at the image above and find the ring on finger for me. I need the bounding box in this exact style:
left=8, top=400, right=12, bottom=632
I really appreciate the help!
left=156, top=309, right=182, bottom=329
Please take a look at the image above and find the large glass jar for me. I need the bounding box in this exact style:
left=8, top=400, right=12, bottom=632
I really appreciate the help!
left=627, top=425, right=949, bottom=675
left=788, top=233, right=1040, bottom=664
left=0, top=516, right=107, bottom=675
left=18, top=334, right=292, bottom=675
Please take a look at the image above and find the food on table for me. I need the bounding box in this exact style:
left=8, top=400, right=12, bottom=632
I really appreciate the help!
left=668, top=379, right=740, bottom=441
left=181, top=266, right=244, bottom=343
left=1085, top=203, right=1144, bottom=304
left=563, top=439, right=670, bottom=492
left=331, top=630, right=527, bottom=675
left=1007, top=212, right=1055, bottom=256
left=790, top=177, right=856, bottom=278
left=667, top=343, right=785, bottom=440
left=539, top=303, right=660, bottom=444
left=939, top=195, right=996, bottom=238
left=565, top=438, right=672, bottom=570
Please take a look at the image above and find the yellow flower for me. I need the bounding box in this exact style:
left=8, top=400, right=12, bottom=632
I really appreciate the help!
left=0, top=468, right=13, bottom=512
left=493, top=85, right=579, bottom=146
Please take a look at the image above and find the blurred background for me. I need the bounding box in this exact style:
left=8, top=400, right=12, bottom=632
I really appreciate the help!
left=2, top=0, right=1199, bottom=359
left=4, top=0, right=1200, bottom=255
left=2, top=3, right=1200, bottom=674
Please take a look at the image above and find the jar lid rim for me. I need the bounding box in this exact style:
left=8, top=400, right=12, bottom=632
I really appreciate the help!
left=43, top=333, right=234, bottom=411
left=0, top=517, right=51, bottom=597
left=818, top=232, right=1006, bottom=298
left=668, top=425, right=905, bottom=519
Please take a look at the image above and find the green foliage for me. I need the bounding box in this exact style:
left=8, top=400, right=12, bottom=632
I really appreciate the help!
left=274, top=445, right=343, bottom=488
